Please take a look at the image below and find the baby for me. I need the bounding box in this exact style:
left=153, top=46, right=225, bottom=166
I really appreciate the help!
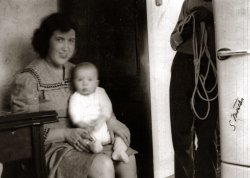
left=68, top=62, right=129, bottom=163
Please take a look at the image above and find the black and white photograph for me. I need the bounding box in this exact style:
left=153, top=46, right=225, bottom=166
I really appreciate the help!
left=0, top=0, right=248, bottom=178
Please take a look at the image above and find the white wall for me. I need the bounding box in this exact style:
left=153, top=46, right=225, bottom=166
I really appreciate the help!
left=146, top=0, right=184, bottom=177
left=0, top=0, right=58, bottom=111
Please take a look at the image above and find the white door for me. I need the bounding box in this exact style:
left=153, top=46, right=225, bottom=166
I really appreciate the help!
left=213, top=0, right=250, bottom=173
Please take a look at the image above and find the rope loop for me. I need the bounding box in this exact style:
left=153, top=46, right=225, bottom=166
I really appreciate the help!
left=187, top=14, right=218, bottom=120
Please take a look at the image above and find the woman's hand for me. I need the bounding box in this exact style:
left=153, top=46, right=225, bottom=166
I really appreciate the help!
left=65, top=128, right=93, bottom=152
left=107, top=117, right=131, bottom=146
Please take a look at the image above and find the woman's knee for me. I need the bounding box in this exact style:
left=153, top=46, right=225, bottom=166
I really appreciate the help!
left=99, top=155, right=114, bottom=172
left=88, top=154, right=115, bottom=178
left=115, top=155, right=137, bottom=178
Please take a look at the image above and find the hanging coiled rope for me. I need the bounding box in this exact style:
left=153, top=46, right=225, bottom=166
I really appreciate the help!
left=177, top=13, right=218, bottom=120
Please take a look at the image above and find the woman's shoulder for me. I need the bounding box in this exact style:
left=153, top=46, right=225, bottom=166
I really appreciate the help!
left=16, top=59, right=45, bottom=84
left=24, top=59, right=75, bottom=72
left=14, top=59, right=41, bottom=82
left=13, top=71, right=38, bottom=91
left=24, top=59, right=75, bottom=74
left=24, top=58, right=45, bottom=69
left=21, top=59, right=47, bottom=77
left=11, top=59, right=42, bottom=91
left=24, top=59, right=74, bottom=87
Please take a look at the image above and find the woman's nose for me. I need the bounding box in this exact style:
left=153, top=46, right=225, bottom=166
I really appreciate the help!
left=62, top=41, right=69, bottom=51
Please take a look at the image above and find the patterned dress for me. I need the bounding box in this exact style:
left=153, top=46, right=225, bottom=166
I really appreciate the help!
left=11, top=59, right=97, bottom=178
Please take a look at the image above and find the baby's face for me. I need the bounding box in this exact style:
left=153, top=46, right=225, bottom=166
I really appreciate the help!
left=74, top=67, right=99, bottom=95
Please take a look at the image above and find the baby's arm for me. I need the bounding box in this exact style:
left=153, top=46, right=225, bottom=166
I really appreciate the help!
left=68, top=93, right=94, bottom=131
left=98, top=88, right=113, bottom=121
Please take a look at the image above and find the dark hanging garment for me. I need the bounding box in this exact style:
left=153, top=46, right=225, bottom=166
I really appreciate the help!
left=169, top=1, right=219, bottom=178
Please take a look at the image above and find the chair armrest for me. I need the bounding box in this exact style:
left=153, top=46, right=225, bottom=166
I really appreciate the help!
left=0, top=110, right=58, bottom=131
left=0, top=110, right=58, bottom=178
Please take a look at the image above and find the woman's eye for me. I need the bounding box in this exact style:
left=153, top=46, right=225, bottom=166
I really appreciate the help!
left=69, top=38, right=75, bottom=43
left=56, top=37, right=64, bottom=42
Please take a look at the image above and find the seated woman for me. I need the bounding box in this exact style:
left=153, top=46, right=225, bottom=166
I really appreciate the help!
left=11, top=12, right=137, bottom=178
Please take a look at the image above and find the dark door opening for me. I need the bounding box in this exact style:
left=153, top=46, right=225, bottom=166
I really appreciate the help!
left=60, top=0, right=153, bottom=177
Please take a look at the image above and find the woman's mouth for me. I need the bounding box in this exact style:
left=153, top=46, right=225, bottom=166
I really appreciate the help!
left=60, top=54, right=68, bottom=59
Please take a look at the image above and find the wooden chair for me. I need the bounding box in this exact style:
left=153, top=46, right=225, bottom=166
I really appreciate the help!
left=0, top=111, right=58, bottom=178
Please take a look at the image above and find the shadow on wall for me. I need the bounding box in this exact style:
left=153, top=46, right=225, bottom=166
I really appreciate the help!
left=0, top=0, right=58, bottom=113
left=0, top=36, right=36, bottom=112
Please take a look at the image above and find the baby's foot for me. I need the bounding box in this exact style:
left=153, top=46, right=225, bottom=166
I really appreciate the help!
left=112, top=151, right=129, bottom=163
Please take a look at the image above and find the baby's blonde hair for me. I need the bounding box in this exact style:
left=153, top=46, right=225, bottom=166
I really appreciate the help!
left=73, top=62, right=99, bottom=79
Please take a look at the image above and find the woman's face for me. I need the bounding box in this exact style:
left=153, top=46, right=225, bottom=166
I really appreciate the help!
left=47, top=29, right=76, bottom=67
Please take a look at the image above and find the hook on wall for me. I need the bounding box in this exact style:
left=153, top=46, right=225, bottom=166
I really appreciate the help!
left=156, top=0, right=162, bottom=6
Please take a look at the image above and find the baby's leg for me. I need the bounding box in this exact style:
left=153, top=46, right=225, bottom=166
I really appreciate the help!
left=86, top=139, right=103, bottom=153
left=112, top=137, right=129, bottom=163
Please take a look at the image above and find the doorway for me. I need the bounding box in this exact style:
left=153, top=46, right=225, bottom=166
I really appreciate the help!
left=59, top=0, right=153, bottom=177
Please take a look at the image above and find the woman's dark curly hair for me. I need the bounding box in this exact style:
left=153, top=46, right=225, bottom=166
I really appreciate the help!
left=32, top=13, right=77, bottom=58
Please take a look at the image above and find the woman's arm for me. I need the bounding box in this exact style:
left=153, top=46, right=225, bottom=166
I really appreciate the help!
left=107, top=113, right=131, bottom=146
left=11, top=72, right=39, bottom=113
left=98, top=88, right=131, bottom=145
left=45, top=128, right=71, bottom=142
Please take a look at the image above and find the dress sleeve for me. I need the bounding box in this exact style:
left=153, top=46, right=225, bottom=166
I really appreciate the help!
left=11, top=72, right=39, bottom=113
left=98, top=88, right=112, bottom=119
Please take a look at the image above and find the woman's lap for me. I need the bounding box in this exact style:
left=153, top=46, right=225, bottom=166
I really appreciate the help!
left=58, top=149, right=96, bottom=178
left=46, top=143, right=137, bottom=178
left=89, top=154, right=137, bottom=178
left=45, top=142, right=96, bottom=178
